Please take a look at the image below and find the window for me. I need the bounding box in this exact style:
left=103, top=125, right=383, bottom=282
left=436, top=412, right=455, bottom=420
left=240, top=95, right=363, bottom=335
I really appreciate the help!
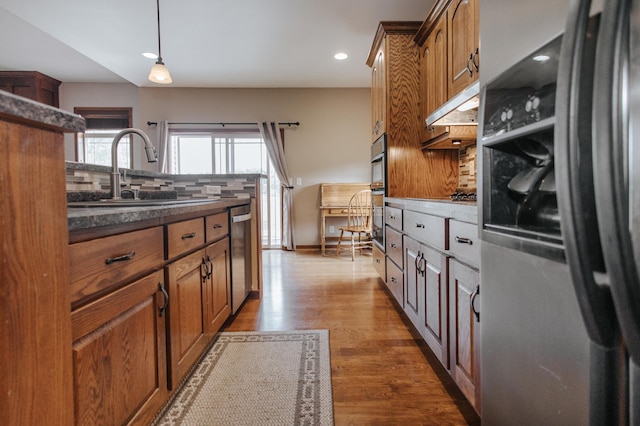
left=75, top=107, right=132, bottom=168
left=168, top=128, right=282, bottom=247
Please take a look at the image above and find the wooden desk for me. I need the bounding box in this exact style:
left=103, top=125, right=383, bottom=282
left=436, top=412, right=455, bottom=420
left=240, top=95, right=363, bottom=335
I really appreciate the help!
left=319, top=183, right=370, bottom=256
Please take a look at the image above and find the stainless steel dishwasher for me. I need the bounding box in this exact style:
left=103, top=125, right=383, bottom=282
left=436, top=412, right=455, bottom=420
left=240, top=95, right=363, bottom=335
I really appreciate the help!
left=230, top=205, right=252, bottom=314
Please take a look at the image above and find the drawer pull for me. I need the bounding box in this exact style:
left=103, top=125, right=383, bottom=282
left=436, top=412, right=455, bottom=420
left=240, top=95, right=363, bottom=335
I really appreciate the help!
left=181, top=232, right=196, bottom=240
left=376, top=258, right=381, bottom=264
left=105, top=251, right=135, bottom=265
left=158, top=283, right=169, bottom=317
left=391, top=277, right=397, bottom=283
left=455, top=236, right=473, bottom=245
left=388, top=215, right=397, bottom=220
left=415, top=223, right=425, bottom=229
left=390, top=243, right=397, bottom=248
left=213, top=224, right=224, bottom=229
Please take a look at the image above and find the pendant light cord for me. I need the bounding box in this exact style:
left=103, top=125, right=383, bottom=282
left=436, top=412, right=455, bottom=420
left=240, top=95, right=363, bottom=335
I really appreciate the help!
left=156, top=0, right=163, bottom=64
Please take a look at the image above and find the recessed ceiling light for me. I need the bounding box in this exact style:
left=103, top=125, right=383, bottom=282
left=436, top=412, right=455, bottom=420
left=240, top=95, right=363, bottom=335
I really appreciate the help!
left=334, top=52, right=348, bottom=60
left=143, top=52, right=158, bottom=59
left=533, top=54, right=550, bottom=62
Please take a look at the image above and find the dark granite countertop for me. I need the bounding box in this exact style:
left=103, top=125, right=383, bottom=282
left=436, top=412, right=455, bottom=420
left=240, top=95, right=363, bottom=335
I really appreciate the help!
left=0, top=91, right=85, bottom=132
left=67, top=198, right=249, bottom=232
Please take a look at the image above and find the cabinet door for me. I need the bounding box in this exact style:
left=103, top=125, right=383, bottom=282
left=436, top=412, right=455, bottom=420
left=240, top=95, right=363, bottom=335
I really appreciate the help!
left=449, top=259, right=480, bottom=412
left=71, top=271, right=168, bottom=426
left=166, top=248, right=209, bottom=389
left=447, top=0, right=479, bottom=96
left=203, top=238, right=231, bottom=336
left=371, top=43, right=387, bottom=141
left=420, top=18, right=449, bottom=143
left=421, top=246, right=449, bottom=369
left=403, top=236, right=423, bottom=331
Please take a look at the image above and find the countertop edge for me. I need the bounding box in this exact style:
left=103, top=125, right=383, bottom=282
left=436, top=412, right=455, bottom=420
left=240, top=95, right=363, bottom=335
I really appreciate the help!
left=0, top=91, right=85, bottom=132
left=68, top=199, right=250, bottom=233
left=385, top=197, right=478, bottom=224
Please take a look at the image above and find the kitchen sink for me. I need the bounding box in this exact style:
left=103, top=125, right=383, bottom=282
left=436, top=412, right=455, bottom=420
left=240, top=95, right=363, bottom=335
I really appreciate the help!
left=67, top=199, right=215, bottom=208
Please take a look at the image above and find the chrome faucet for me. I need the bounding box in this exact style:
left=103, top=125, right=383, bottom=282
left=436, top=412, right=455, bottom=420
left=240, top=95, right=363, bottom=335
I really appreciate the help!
left=110, top=128, right=157, bottom=199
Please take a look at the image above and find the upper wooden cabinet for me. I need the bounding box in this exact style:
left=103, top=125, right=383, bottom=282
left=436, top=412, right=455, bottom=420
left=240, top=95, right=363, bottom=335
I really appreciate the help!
left=0, top=71, right=61, bottom=107
left=415, top=0, right=479, bottom=149
left=447, top=0, right=480, bottom=97
left=367, top=22, right=458, bottom=198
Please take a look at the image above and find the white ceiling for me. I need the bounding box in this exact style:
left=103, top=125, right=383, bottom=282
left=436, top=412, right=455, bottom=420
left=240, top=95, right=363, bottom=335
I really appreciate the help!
left=0, top=0, right=433, bottom=88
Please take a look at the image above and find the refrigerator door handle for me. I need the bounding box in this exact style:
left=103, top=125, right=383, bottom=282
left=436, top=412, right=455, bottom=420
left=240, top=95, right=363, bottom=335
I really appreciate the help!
left=594, top=0, right=640, bottom=366
left=556, top=0, right=618, bottom=348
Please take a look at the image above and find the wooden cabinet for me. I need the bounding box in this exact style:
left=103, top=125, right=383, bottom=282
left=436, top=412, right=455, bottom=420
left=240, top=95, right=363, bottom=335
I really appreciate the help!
left=415, top=0, right=479, bottom=149
left=449, top=258, right=481, bottom=413
left=71, top=270, right=168, bottom=425
left=0, top=71, right=61, bottom=107
left=419, top=17, right=449, bottom=144
left=165, top=217, right=230, bottom=389
left=1, top=94, right=83, bottom=425
left=447, top=0, right=480, bottom=97
left=371, top=44, right=387, bottom=141
left=404, top=230, right=449, bottom=368
left=203, top=238, right=231, bottom=336
left=367, top=22, right=458, bottom=199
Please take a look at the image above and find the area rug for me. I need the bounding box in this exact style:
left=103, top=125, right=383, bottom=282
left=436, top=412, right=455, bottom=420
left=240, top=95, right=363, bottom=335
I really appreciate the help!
left=153, top=330, right=334, bottom=426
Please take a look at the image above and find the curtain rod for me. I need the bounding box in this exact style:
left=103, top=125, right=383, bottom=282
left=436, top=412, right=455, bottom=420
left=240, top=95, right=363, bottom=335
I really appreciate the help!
left=146, top=121, right=300, bottom=127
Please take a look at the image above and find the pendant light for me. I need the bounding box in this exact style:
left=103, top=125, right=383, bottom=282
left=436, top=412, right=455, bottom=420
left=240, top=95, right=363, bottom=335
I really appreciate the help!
left=148, top=0, right=172, bottom=84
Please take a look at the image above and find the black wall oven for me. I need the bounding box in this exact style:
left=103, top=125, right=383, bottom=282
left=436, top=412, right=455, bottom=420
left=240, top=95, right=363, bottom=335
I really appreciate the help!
left=371, top=134, right=386, bottom=248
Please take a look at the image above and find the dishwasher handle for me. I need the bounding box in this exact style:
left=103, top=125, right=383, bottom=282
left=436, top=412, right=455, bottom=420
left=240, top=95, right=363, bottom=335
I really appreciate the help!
left=232, top=212, right=252, bottom=223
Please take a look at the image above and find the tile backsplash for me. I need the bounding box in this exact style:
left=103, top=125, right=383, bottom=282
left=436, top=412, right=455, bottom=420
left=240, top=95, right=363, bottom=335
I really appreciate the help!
left=65, top=162, right=265, bottom=200
left=458, top=145, right=477, bottom=191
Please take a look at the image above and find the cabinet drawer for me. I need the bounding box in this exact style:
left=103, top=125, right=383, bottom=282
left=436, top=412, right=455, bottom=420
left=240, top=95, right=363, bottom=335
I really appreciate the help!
left=69, top=227, right=164, bottom=307
left=205, top=212, right=229, bottom=243
left=449, top=220, right=479, bottom=268
left=404, top=210, right=447, bottom=251
left=386, top=257, right=404, bottom=307
left=386, top=226, right=403, bottom=268
left=385, top=206, right=403, bottom=230
left=372, top=243, right=386, bottom=280
left=167, top=218, right=205, bottom=259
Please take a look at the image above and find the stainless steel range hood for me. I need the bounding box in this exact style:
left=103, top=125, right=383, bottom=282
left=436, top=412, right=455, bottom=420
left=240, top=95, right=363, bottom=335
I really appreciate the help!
left=426, top=81, right=480, bottom=127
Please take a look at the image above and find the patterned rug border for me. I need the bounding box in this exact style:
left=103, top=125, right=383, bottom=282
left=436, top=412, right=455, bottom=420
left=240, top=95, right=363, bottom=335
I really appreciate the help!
left=153, top=329, right=333, bottom=426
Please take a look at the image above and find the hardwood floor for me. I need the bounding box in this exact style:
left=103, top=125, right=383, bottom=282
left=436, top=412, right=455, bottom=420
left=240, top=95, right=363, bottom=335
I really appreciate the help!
left=223, top=249, right=481, bottom=425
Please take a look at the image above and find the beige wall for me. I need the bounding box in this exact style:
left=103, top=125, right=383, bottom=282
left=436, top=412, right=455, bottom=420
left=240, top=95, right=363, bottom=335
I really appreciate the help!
left=59, top=84, right=371, bottom=247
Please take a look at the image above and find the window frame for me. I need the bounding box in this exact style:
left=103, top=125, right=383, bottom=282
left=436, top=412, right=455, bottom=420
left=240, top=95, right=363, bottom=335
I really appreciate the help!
left=74, top=107, right=133, bottom=166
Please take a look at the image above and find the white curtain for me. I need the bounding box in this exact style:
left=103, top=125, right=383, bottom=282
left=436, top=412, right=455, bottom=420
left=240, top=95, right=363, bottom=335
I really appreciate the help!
left=259, top=122, right=296, bottom=251
left=157, top=120, right=170, bottom=173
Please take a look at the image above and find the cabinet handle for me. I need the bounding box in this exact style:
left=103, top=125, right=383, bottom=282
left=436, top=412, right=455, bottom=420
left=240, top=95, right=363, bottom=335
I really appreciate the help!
left=471, top=285, right=480, bottom=322
left=391, top=277, right=397, bottom=283
left=213, top=224, right=224, bottom=229
left=389, top=215, right=396, bottom=220
left=466, top=53, right=474, bottom=76
left=200, top=258, right=209, bottom=283
left=206, top=255, right=213, bottom=279
left=158, top=283, right=169, bottom=317
left=105, top=251, right=135, bottom=265
left=390, top=243, right=397, bottom=248
left=415, top=223, right=425, bottom=229
left=376, top=258, right=381, bottom=264
left=455, top=236, right=473, bottom=245
left=472, top=48, right=480, bottom=72
left=181, top=232, right=196, bottom=240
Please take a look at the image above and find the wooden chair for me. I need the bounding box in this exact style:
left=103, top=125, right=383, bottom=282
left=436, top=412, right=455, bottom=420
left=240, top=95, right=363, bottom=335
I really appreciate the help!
left=335, top=189, right=373, bottom=260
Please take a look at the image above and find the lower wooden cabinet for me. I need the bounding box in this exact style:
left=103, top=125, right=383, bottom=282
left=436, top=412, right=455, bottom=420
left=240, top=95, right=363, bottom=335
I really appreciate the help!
left=166, top=238, right=231, bottom=389
left=404, top=235, right=449, bottom=368
left=449, top=258, right=481, bottom=413
left=203, top=238, right=231, bottom=336
left=71, top=270, right=168, bottom=426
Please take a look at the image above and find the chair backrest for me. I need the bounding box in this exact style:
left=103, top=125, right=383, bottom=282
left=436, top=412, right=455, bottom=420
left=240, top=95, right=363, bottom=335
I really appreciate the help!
left=347, top=189, right=372, bottom=230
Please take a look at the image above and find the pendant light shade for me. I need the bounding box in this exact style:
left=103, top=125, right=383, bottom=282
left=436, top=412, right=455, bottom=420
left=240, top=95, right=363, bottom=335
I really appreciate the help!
left=149, top=0, right=172, bottom=84
left=149, top=61, right=172, bottom=84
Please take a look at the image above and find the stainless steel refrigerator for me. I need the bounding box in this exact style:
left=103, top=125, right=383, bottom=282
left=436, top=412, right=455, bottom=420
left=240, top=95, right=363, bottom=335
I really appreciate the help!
left=479, top=0, right=639, bottom=424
